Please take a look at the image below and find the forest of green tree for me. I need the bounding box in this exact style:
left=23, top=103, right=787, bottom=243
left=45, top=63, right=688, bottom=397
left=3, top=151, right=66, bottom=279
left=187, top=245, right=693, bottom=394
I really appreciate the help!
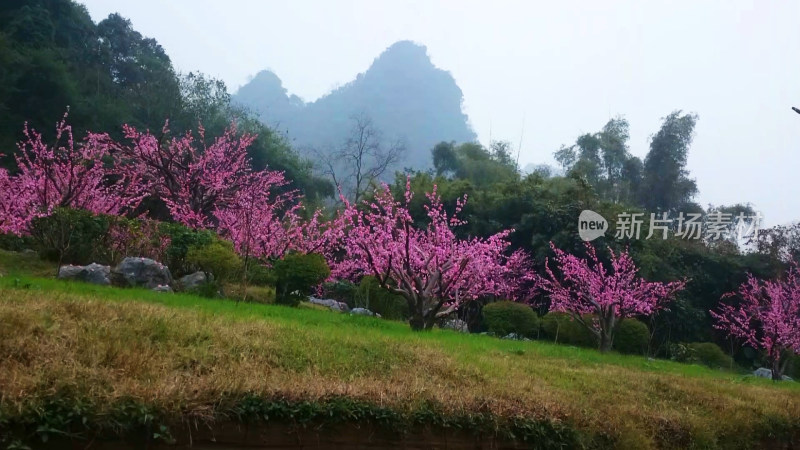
left=2, top=0, right=798, bottom=370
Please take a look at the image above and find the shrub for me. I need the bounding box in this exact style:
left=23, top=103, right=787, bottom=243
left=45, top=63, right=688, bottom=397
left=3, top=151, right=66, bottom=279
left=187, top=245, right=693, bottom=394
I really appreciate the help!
left=273, top=253, right=330, bottom=307
left=245, top=262, right=275, bottom=287
left=160, top=223, right=216, bottom=275
left=105, top=217, right=170, bottom=265
left=670, top=342, right=735, bottom=370
left=614, top=319, right=650, bottom=355
left=355, top=276, right=409, bottom=320
left=482, top=301, right=539, bottom=338
left=29, top=208, right=111, bottom=266
left=0, top=233, right=32, bottom=252
left=540, top=312, right=595, bottom=347
left=786, top=353, right=800, bottom=379
left=186, top=240, right=242, bottom=284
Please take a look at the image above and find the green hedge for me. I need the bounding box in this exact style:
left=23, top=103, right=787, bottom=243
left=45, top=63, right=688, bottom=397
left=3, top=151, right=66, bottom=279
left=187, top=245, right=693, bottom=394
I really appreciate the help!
left=670, top=342, right=735, bottom=370
left=482, top=301, right=539, bottom=338
left=540, top=312, right=595, bottom=347
left=273, top=253, right=330, bottom=307
left=614, top=319, right=650, bottom=355
left=29, top=208, right=111, bottom=265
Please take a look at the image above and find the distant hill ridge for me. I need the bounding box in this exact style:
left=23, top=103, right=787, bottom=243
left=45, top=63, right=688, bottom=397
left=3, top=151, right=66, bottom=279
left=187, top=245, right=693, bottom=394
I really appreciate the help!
left=233, top=40, right=477, bottom=171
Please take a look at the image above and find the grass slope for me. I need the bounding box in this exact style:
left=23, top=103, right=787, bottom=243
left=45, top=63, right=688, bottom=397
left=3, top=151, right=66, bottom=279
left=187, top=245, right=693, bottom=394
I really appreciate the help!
left=1, top=250, right=799, bottom=449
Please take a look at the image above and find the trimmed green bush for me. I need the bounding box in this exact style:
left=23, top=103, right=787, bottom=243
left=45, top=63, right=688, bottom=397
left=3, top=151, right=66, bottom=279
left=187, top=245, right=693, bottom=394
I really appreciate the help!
left=245, top=262, right=275, bottom=287
left=273, top=253, right=330, bottom=307
left=186, top=240, right=242, bottom=282
left=540, top=312, right=595, bottom=347
left=160, top=223, right=216, bottom=276
left=690, top=342, right=735, bottom=369
left=355, top=276, right=408, bottom=320
left=0, top=233, right=32, bottom=252
left=29, top=208, right=111, bottom=266
left=613, top=319, right=650, bottom=355
left=670, top=342, right=735, bottom=370
left=482, top=301, right=539, bottom=338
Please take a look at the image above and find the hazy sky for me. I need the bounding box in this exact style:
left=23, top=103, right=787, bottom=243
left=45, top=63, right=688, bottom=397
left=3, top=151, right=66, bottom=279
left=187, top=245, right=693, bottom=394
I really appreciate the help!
left=80, top=0, right=800, bottom=225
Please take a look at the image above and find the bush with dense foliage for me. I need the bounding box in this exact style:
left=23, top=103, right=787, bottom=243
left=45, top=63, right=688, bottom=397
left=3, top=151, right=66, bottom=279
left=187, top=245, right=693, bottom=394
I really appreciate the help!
left=245, top=263, right=275, bottom=287
left=273, top=253, right=330, bottom=306
left=482, top=300, right=539, bottom=338
left=355, top=276, right=409, bottom=320
left=105, top=217, right=170, bottom=265
left=670, top=342, right=735, bottom=370
left=29, top=208, right=111, bottom=267
left=160, top=223, right=216, bottom=276
left=186, top=240, right=242, bottom=283
left=613, top=319, right=650, bottom=355
left=540, top=312, right=596, bottom=347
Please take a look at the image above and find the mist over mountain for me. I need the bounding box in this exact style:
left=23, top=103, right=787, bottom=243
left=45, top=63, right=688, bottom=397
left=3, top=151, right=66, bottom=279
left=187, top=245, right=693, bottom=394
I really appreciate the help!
left=233, top=41, right=477, bottom=172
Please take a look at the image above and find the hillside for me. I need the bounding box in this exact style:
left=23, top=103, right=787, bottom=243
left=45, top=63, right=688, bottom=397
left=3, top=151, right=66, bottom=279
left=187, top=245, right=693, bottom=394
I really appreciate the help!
left=234, top=41, right=477, bottom=172
left=1, top=250, right=799, bottom=449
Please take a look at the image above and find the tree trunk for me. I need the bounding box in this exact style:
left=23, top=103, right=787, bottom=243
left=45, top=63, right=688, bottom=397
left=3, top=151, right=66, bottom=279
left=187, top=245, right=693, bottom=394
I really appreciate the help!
left=408, top=294, right=439, bottom=331
left=409, top=314, right=426, bottom=331
left=771, top=356, right=785, bottom=381
left=597, top=308, right=616, bottom=353
left=599, top=331, right=613, bottom=353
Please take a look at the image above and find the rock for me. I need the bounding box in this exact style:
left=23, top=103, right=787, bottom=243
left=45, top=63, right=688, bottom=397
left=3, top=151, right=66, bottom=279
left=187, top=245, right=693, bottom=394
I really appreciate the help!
left=440, top=318, right=469, bottom=333
left=111, top=257, right=172, bottom=289
left=309, top=296, right=350, bottom=312
left=753, top=367, right=772, bottom=379
left=57, top=263, right=111, bottom=285
left=502, top=333, right=531, bottom=341
left=21, top=249, right=37, bottom=255
left=350, top=307, right=377, bottom=317
left=178, top=271, right=212, bottom=291
left=152, top=285, right=173, bottom=293
left=753, top=367, right=795, bottom=381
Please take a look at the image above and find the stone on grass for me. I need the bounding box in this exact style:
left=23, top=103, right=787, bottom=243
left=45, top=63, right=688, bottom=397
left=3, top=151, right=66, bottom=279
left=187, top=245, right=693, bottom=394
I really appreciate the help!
left=178, top=271, right=212, bottom=291
left=350, top=307, right=380, bottom=318
left=57, top=263, right=111, bottom=286
left=753, top=367, right=794, bottom=381
left=111, top=257, right=172, bottom=289
left=502, top=333, right=531, bottom=341
left=152, top=284, right=173, bottom=293
left=309, top=297, right=350, bottom=312
left=440, top=318, right=469, bottom=333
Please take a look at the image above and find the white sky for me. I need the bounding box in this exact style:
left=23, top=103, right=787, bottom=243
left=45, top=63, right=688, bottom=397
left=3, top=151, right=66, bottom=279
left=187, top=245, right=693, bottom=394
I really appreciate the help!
left=80, top=0, right=800, bottom=225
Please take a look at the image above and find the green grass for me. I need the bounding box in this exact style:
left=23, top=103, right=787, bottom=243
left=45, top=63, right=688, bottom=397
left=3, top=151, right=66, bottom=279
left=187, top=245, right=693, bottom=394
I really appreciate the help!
left=1, top=249, right=799, bottom=449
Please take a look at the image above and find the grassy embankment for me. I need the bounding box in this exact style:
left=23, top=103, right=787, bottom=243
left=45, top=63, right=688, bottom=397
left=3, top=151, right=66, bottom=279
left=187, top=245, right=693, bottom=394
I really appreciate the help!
left=1, top=249, right=799, bottom=449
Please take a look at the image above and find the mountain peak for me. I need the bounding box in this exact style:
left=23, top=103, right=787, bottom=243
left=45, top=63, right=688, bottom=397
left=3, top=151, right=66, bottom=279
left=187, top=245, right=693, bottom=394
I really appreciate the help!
left=234, top=41, right=476, bottom=171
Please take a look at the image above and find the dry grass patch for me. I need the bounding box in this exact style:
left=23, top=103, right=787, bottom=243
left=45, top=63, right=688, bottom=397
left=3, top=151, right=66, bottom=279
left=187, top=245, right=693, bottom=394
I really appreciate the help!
left=0, top=284, right=799, bottom=449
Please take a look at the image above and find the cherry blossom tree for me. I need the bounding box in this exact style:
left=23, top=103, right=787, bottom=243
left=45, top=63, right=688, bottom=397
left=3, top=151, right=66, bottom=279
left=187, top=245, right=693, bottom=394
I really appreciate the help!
left=711, top=266, right=800, bottom=380
left=334, top=178, right=518, bottom=330
left=213, top=172, right=299, bottom=261
left=0, top=163, right=36, bottom=235
left=537, top=242, right=685, bottom=352
left=117, top=122, right=283, bottom=228
left=13, top=113, right=145, bottom=221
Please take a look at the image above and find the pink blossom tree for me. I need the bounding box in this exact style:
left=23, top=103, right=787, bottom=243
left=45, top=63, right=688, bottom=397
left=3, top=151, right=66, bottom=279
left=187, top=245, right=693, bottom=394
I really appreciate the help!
left=334, top=178, right=518, bottom=330
left=8, top=113, right=145, bottom=232
left=711, top=266, right=800, bottom=380
left=0, top=163, right=36, bottom=235
left=537, top=242, right=685, bottom=352
left=117, top=122, right=286, bottom=229
left=213, top=172, right=299, bottom=262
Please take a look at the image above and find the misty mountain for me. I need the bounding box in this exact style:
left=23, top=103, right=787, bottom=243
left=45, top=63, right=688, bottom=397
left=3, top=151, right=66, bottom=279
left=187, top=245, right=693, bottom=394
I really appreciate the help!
left=233, top=41, right=477, bottom=172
